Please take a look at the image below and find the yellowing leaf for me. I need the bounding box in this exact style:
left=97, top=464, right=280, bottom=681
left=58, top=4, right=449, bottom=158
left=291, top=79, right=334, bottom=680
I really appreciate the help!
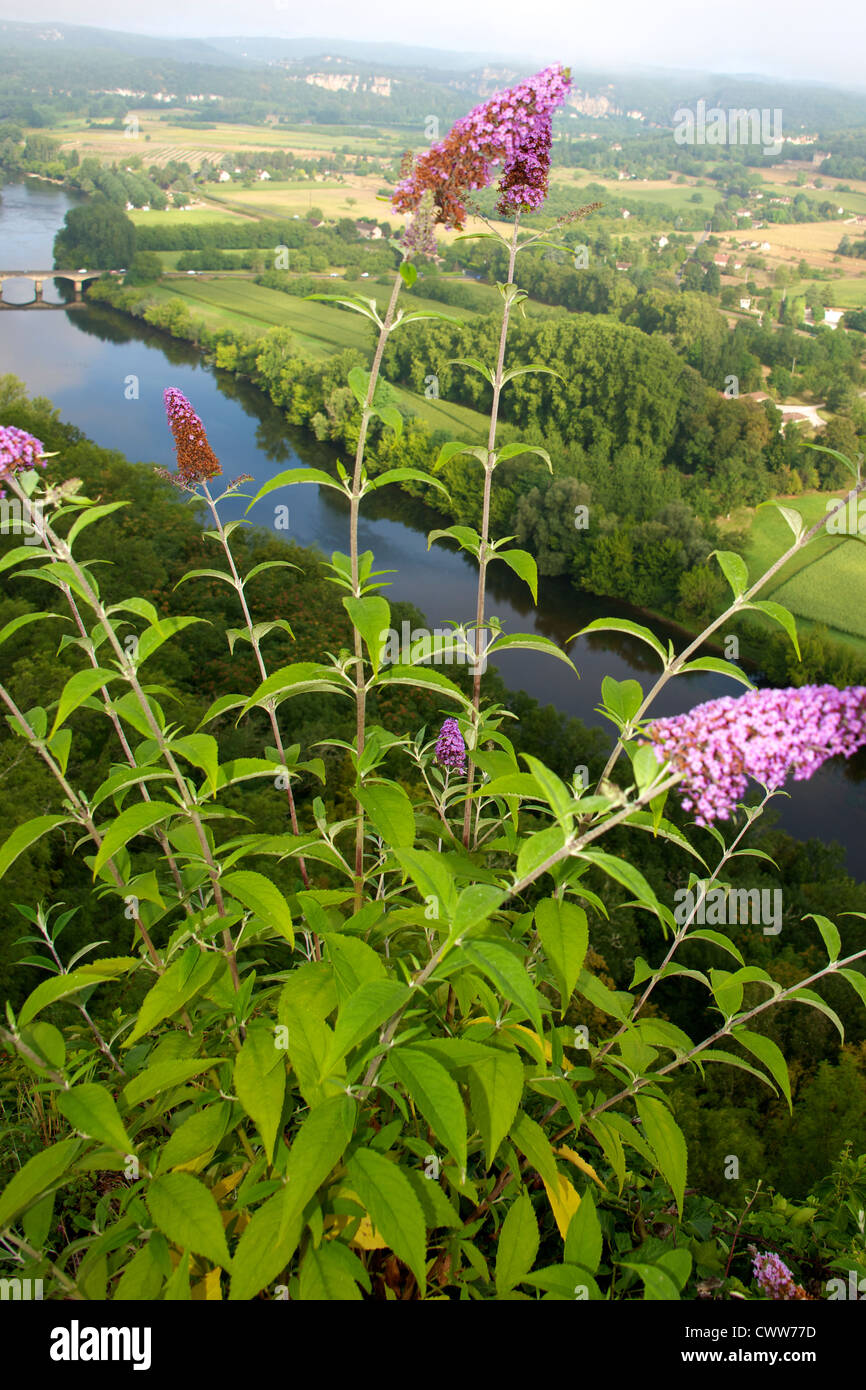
left=542, top=1171, right=581, bottom=1239
left=474, top=1015, right=552, bottom=1064
left=555, top=1146, right=608, bottom=1191
left=191, top=1267, right=223, bottom=1301
left=211, top=1170, right=246, bottom=1203
left=349, top=1214, right=389, bottom=1251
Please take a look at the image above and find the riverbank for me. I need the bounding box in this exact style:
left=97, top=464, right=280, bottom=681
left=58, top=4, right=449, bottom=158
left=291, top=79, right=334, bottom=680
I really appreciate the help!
left=85, top=271, right=866, bottom=693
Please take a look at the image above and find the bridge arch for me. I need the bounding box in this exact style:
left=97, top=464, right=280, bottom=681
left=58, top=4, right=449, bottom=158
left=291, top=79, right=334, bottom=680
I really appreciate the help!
left=0, top=269, right=110, bottom=307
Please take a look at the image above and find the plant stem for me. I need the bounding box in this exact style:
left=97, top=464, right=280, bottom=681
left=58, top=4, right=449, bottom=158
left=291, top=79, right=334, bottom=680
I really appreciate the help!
left=463, top=217, right=521, bottom=848
left=201, top=483, right=310, bottom=894
left=350, top=267, right=404, bottom=910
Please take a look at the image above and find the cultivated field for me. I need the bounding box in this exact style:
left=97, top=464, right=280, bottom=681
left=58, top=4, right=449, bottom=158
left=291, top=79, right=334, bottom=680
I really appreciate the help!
left=730, top=493, right=866, bottom=650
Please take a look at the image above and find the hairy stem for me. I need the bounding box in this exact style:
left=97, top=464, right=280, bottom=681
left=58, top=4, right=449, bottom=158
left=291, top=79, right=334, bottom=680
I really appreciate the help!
left=463, top=217, right=521, bottom=848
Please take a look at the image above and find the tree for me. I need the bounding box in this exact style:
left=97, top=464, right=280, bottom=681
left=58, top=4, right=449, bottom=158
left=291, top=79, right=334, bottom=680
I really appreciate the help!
left=125, top=252, right=163, bottom=285
left=53, top=198, right=136, bottom=270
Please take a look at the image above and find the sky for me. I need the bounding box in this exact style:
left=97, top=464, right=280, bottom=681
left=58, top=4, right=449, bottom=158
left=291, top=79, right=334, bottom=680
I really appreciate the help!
left=1, top=0, right=865, bottom=88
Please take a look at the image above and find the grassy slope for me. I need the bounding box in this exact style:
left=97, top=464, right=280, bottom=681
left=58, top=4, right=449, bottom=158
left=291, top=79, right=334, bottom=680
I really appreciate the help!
left=146, top=277, right=489, bottom=438
left=725, top=493, right=866, bottom=654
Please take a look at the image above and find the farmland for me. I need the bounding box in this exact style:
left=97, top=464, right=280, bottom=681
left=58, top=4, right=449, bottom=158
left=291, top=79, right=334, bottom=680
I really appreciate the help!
left=727, top=492, right=866, bottom=653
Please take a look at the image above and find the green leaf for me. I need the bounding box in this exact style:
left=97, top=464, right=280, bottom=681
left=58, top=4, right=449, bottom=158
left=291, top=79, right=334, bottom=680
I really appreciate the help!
left=399, top=261, right=417, bottom=289
left=221, top=870, right=294, bottom=946
left=136, top=617, right=207, bottom=667
left=246, top=468, right=348, bottom=511
left=501, top=363, right=564, bottom=385
left=146, top=1173, right=231, bottom=1269
left=619, top=1258, right=683, bottom=1300
left=274, top=1094, right=357, bottom=1240
left=0, top=1138, right=82, bottom=1229
left=732, top=1027, right=792, bottom=1110
left=229, top=1188, right=305, bottom=1301
left=427, top=523, right=481, bottom=556
left=494, top=548, right=537, bottom=602
left=365, top=467, right=450, bottom=498
left=122, top=1060, right=225, bottom=1109
left=576, top=849, right=664, bottom=919
left=343, top=595, right=390, bottom=676
left=803, top=440, right=859, bottom=482
left=564, top=1189, right=602, bottom=1274
left=388, top=1047, right=467, bottom=1176
left=0, top=610, right=62, bottom=651
left=345, top=1149, right=427, bottom=1293
left=635, top=1095, right=687, bottom=1216
left=19, top=959, right=137, bottom=1028
left=463, top=941, right=544, bottom=1037
left=357, top=782, right=415, bottom=849
left=495, top=442, right=553, bottom=472
left=234, top=1024, right=287, bottom=1162
left=784, top=988, right=845, bottom=1041
left=299, top=1241, right=366, bottom=1300
left=486, top=632, right=577, bottom=672
left=680, top=656, right=756, bottom=689
left=124, top=948, right=226, bottom=1048
left=495, top=1192, right=539, bottom=1295
left=66, top=500, right=126, bottom=548
left=56, top=1084, right=134, bottom=1154
left=328, top=981, right=411, bottom=1067
left=744, top=600, right=801, bottom=660
left=535, top=898, right=588, bottom=1016
left=711, top=549, right=749, bottom=599
left=510, top=1112, right=560, bottom=1192
left=600, top=676, right=644, bottom=725
left=240, top=663, right=351, bottom=715
left=569, top=618, right=668, bottom=665
left=0, top=815, right=70, bottom=883
left=49, top=668, right=118, bottom=739
left=170, top=734, right=220, bottom=795
left=804, top=913, right=841, bottom=963
left=92, top=801, right=180, bottom=876
left=393, top=848, right=459, bottom=919
left=757, top=499, right=805, bottom=542
left=467, top=1048, right=524, bottom=1169
left=375, top=664, right=471, bottom=709
left=156, top=1103, right=231, bottom=1174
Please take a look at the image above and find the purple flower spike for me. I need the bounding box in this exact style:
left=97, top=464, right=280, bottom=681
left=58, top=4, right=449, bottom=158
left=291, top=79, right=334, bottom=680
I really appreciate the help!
left=435, top=718, right=467, bottom=772
left=161, top=387, right=221, bottom=487
left=753, top=1252, right=808, bottom=1300
left=645, top=684, right=866, bottom=825
left=392, top=64, right=571, bottom=229
left=0, top=426, right=46, bottom=496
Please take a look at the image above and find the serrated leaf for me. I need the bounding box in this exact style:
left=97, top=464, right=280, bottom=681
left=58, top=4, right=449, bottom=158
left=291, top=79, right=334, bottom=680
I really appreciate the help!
left=234, top=1024, right=287, bottom=1162
left=535, top=898, right=588, bottom=1016
left=221, top=870, right=294, bottom=946
left=0, top=815, right=70, bottom=883
left=57, top=1084, right=133, bottom=1153
left=146, top=1173, right=231, bottom=1269
left=389, top=1047, right=467, bottom=1176
left=635, top=1095, right=687, bottom=1216
left=344, top=1149, right=426, bottom=1293
left=495, top=1192, right=539, bottom=1295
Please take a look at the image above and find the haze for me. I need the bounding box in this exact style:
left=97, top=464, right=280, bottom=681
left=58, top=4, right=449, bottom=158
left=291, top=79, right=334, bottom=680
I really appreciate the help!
left=0, top=0, right=864, bottom=87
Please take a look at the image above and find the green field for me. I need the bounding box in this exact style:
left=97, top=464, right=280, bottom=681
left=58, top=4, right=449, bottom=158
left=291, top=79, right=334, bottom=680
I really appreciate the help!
left=128, top=208, right=244, bottom=227
left=731, top=492, right=866, bottom=651
left=149, top=277, right=489, bottom=438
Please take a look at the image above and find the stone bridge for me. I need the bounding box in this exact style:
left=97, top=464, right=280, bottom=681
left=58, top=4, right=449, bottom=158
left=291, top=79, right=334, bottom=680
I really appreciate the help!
left=0, top=269, right=108, bottom=308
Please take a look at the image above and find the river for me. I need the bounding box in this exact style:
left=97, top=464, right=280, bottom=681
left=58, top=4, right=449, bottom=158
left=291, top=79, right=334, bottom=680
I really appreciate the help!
left=1, top=177, right=864, bottom=870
